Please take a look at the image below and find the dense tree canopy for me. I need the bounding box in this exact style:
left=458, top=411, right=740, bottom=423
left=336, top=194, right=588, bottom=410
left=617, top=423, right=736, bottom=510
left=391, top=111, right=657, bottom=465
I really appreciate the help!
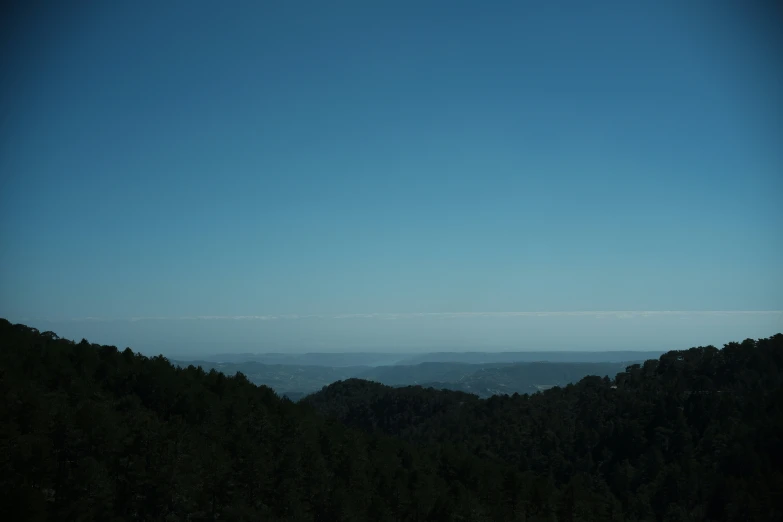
left=1, top=318, right=781, bottom=521
left=307, top=334, right=783, bottom=521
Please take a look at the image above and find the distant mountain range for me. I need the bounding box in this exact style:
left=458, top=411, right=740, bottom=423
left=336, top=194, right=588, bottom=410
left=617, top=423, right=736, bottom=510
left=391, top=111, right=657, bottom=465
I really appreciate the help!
left=172, top=355, right=652, bottom=399
left=394, top=350, right=665, bottom=365
left=181, top=352, right=409, bottom=367
left=409, top=361, right=636, bottom=397
left=178, top=349, right=664, bottom=366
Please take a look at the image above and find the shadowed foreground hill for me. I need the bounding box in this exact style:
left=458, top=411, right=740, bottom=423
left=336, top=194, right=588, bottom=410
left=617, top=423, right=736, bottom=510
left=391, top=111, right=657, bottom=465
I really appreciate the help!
left=306, top=333, right=783, bottom=520
left=2, top=318, right=782, bottom=521
left=0, top=319, right=523, bottom=521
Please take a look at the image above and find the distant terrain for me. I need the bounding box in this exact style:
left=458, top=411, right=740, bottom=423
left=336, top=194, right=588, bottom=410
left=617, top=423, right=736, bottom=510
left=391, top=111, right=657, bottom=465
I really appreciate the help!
left=172, top=357, right=647, bottom=399
left=408, top=361, right=635, bottom=397
left=179, top=351, right=410, bottom=367
left=178, top=349, right=664, bottom=366
left=169, top=360, right=368, bottom=398
left=395, top=350, right=665, bottom=365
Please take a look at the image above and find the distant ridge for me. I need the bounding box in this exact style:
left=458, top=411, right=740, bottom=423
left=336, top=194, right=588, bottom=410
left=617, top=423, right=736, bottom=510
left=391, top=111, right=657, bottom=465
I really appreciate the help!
left=396, top=350, right=665, bottom=365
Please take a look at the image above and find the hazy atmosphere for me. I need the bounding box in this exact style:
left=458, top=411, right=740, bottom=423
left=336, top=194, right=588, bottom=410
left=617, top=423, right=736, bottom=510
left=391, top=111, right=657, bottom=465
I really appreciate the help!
left=2, top=1, right=782, bottom=519
left=13, top=311, right=783, bottom=358
left=2, top=1, right=781, bottom=355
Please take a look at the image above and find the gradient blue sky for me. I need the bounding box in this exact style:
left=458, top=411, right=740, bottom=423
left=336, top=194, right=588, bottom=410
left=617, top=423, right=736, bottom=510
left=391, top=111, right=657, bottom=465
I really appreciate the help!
left=1, top=1, right=781, bottom=352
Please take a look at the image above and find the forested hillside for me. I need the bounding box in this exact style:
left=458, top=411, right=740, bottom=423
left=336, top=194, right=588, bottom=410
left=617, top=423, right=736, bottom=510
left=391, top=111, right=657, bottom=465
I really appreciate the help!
left=0, top=319, right=519, bottom=521
left=2, top=318, right=782, bottom=521
left=306, top=334, right=783, bottom=520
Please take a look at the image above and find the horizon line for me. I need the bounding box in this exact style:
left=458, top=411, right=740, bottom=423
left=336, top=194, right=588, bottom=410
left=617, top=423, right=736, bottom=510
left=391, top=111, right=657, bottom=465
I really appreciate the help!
left=9, top=310, right=783, bottom=322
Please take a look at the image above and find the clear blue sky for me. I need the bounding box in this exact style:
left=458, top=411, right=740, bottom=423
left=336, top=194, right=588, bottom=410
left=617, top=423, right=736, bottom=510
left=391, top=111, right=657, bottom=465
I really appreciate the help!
left=1, top=1, right=781, bottom=351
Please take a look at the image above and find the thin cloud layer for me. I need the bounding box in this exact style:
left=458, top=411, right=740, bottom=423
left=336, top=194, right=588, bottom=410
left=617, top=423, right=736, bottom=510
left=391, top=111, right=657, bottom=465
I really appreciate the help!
left=60, top=311, right=783, bottom=322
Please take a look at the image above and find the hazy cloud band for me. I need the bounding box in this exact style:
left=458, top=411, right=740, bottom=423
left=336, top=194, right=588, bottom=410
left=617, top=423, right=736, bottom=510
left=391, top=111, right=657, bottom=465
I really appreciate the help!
left=41, top=311, right=783, bottom=322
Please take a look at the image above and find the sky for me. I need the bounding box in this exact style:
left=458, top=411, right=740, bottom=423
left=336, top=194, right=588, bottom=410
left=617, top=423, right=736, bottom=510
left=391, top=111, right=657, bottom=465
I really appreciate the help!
left=1, top=1, right=781, bottom=353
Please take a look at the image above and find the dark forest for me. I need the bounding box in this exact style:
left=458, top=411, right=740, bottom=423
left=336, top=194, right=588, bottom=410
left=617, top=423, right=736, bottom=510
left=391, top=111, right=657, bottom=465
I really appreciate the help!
left=2, top=319, right=781, bottom=521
